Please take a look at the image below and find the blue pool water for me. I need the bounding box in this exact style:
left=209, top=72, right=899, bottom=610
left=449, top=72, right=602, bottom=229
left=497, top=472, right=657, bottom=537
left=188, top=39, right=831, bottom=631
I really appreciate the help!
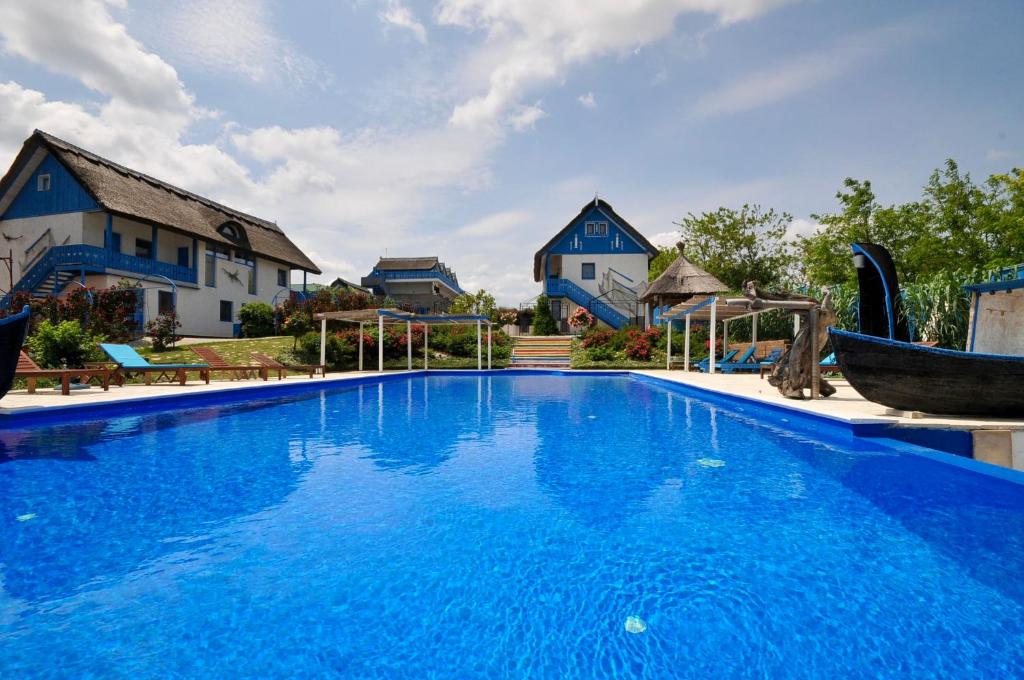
left=2, top=373, right=1024, bottom=678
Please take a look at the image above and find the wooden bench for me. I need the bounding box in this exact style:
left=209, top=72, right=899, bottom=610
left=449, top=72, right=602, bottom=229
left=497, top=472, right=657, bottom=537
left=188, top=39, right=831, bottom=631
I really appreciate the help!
left=18, top=351, right=111, bottom=395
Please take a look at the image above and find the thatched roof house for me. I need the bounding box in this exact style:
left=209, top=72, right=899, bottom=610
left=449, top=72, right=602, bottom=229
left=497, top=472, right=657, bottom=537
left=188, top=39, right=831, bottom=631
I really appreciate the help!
left=641, top=243, right=729, bottom=305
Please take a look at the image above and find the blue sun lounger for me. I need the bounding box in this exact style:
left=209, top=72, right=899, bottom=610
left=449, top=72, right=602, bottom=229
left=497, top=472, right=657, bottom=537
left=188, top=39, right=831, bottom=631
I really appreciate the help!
left=100, top=343, right=210, bottom=386
left=696, top=348, right=739, bottom=373
left=717, top=345, right=760, bottom=373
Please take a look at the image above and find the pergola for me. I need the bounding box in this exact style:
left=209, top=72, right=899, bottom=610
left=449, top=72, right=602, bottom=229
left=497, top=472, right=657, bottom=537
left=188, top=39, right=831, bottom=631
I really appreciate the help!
left=312, top=308, right=495, bottom=372
left=661, top=295, right=769, bottom=373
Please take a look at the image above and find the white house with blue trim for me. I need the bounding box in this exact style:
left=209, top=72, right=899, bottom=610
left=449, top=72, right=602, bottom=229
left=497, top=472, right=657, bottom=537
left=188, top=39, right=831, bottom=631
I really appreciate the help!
left=533, top=198, right=658, bottom=330
left=965, top=263, right=1024, bottom=355
left=0, top=130, right=320, bottom=337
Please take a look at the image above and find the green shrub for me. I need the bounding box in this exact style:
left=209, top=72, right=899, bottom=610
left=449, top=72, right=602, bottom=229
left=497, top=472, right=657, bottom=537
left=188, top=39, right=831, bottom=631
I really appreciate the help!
left=532, top=295, right=559, bottom=335
left=283, top=312, right=313, bottom=349
left=26, top=319, right=104, bottom=368
left=297, top=331, right=355, bottom=367
left=146, top=311, right=181, bottom=351
left=239, top=302, right=275, bottom=338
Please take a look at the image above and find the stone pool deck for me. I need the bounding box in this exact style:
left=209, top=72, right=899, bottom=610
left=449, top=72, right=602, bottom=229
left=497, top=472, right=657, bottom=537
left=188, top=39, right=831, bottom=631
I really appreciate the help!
left=1, top=368, right=1022, bottom=471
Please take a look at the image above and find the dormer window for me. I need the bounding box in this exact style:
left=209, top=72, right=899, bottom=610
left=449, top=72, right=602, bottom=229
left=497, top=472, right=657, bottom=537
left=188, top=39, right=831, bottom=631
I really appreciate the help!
left=217, top=221, right=241, bottom=241
left=37, top=174, right=51, bottom=191
left=584, top=221, right=608, bottom=237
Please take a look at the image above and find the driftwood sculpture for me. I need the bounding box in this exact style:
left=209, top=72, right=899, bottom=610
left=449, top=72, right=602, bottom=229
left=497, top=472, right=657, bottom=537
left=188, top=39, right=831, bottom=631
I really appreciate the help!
left=767, top=291, right=837, bottom=399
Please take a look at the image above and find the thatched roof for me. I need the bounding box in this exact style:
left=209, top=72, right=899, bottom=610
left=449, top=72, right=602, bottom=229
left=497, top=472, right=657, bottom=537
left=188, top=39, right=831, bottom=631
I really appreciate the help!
left=533, top=198, right=658, bottom=281
left=641, top=247, right=729, bottom=302
left=0, top=130, right=320, bottom=273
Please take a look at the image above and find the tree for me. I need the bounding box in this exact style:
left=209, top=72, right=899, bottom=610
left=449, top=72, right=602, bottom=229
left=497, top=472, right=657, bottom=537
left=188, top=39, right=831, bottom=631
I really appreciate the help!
left=677, top=204, right=795, bottom=290
left=450, top=289, right=498, bottom=320
left=532, top=295, right=559, bottom=335
left=648, top=247, right=677, bottom=282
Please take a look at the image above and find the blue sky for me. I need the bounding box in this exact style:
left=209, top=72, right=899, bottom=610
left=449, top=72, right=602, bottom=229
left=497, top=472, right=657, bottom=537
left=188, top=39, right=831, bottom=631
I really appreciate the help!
left=0, top=0, right=1021, bottom=303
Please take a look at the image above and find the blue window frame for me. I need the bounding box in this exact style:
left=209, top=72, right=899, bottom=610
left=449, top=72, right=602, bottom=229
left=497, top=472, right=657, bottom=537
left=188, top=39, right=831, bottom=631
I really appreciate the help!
left=584, top=221, right=608, bottom=237
left=581, top=262, right=596, bottom=280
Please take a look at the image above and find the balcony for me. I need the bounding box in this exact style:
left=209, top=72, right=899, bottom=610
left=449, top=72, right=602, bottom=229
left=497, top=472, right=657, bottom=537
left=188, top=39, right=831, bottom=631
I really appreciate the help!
left=15, top=244, right=197, bottom=294
left=370, top=268, right=463, bottom=294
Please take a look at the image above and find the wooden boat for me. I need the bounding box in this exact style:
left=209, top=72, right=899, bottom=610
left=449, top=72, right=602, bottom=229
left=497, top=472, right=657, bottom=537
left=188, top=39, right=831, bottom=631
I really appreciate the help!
left=0, top=305, right=31, bottom=401
left=829, top=327, right=1024, bottom=417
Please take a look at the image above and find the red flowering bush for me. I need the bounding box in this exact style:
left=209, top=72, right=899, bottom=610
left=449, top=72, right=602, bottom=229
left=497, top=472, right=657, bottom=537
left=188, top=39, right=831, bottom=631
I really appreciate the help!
left=624, top=329, right=653, bottom=360
left=580, top=329, right=614, bottom=349
left=568, top=307, right=595, bottom=329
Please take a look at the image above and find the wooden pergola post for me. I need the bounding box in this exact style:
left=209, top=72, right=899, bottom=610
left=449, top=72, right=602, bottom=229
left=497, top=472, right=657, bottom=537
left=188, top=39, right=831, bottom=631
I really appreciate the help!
left=476, top=320, right=482, bottom=370
left=358, top=321, right=364, bottom=371
left=809, top=307, right=820, bottom=400
left=319, top=316, right=327, bottom=368
left=406, top=320, right=412, bottom=371
left=752, top=313, right=758, bottom=349
left=684, top=314, right=691, bottom=371
left=487, top=324, right=492, bottom=370
left=723, top=319, right=729, bottom=357
left=378, top=314, right=384, bottom=372
left=666, top=315, right=672, bottom=370
left=709, top=297, right=717, bottom=374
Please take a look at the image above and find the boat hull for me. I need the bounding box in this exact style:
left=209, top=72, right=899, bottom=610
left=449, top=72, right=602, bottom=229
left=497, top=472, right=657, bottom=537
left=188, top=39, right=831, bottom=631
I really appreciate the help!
left=0, top=305, right=30, bottom=401
left=829, top=327, right=1024, bottom=417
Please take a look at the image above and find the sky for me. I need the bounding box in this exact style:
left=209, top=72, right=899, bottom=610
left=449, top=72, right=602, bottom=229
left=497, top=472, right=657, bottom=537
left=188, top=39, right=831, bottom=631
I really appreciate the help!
left=0, top=0, right=1021, bottom=305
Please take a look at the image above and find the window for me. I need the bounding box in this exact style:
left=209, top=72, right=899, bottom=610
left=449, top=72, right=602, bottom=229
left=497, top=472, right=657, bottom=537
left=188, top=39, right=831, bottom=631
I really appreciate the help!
left=581, top=262, right=596, bottom=280
left=107, top=232, right=122, bottom=252
left=247, top=267, right=257, bottom=295
left=219, top=300, right=233, bottom=322
left=277, top=268, right=288, bottom=287
left=37, top=174, right=51, bottom=191
left=234, top=250, right=255, bottom=267
left=584, top=221, right=608, bottom=237
left=158, top=290, right=174, bottom=315
left=205, top=251, right=216, bottom=287
left=135, top=239, right=152, bottom=259
left=177, top=247, right=190, bottom=268
left=217, top=221, right=241, bottom=240
left=210, top=243, right=230, bottom=260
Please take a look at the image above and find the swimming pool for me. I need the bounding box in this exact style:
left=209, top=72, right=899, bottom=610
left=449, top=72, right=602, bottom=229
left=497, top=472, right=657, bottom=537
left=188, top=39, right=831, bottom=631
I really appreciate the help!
left=2, top=373, right=1023, bottom=677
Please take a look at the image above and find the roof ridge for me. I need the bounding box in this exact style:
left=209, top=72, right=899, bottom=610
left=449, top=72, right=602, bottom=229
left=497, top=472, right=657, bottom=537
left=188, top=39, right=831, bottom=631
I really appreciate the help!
left=34, top=129, right=282, bottom=234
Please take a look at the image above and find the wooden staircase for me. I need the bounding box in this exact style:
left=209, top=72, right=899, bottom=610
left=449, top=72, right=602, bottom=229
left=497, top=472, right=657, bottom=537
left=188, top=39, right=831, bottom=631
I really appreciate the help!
left=510, top=336, right=572, bottom=368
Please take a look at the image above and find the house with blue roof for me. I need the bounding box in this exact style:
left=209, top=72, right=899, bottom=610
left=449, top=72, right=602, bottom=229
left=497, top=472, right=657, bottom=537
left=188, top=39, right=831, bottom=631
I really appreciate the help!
left=533, top=198, right=658, bottom=330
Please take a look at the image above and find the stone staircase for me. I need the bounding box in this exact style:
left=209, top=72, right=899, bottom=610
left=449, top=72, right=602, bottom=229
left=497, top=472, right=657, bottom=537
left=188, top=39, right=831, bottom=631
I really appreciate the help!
left=510, top=336, right=572, bottom=368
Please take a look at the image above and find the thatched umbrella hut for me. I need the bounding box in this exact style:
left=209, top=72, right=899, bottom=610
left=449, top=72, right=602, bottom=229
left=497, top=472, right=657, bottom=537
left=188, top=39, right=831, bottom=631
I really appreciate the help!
left=640, top=243, right=730, bottom=323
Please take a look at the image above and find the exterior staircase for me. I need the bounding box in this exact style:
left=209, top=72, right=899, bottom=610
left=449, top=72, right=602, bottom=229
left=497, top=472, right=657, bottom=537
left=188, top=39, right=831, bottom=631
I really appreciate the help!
left=510, top=336, right=572, bottom=368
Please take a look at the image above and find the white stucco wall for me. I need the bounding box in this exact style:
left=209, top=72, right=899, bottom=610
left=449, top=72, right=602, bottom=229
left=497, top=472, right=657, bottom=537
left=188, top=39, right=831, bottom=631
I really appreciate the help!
left=0, top=211, right=87, bottom=281
left=969, top=288, right=1024, bottom=355
left=557, top=253, right=649, bottom=297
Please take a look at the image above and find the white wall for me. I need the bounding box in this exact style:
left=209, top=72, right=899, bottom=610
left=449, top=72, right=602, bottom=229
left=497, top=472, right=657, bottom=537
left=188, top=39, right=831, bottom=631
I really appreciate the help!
left=0, top=211, right=86, bottom=281
left=970, top=288, right=1024, bottom=355
left=558, top=253, right=649, bottom=297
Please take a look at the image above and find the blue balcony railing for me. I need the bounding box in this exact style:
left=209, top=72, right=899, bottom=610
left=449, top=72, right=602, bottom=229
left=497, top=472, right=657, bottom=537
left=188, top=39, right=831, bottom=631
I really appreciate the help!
left=14, top=244, right=197, bottom=294
left=545, top=278, right=630, bottom=329
left=372, top=268, right=464, bottom=294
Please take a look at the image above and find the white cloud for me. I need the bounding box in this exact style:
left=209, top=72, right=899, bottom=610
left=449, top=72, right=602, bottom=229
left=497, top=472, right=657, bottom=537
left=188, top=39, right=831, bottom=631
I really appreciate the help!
left=380, top=0, right=428, bottom=44
left=136, top=0, right=330, bottom=88
left=508, top=102, right=546, bottom=131
left=455, top=210, right=532, bottom=237
left=692, top=20, right=926, bottom=118
left=986, top=148, right=1013, bottom=162
left=648, top=230, right=680, bottom=248
left=439, top=0, right=797, bottom=128
left=786, top=217, right=821, bottom=240
left=578, top=92, right=596, bottom=108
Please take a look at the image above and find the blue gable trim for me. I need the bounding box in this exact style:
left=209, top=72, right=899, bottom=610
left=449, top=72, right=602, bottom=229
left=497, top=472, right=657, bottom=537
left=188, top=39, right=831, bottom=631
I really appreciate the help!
left=546, top=206, right=649, bottom=256
left=2, top=153, right=98, bottom=220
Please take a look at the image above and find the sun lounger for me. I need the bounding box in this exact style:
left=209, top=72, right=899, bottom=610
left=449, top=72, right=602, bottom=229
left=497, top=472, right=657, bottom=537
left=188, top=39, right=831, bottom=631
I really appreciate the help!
left=250, top=352, right=325, bottom=379
left=16, top=351, right=111, bottom=395
left=100, top=343, right=210, bottom=386
left=696, top=349, right=739, bottom=373
left=191, top=346, right=267, bottom=381
left=757, top=348, right=784, bottom=379
left=717, top=345, right=759, bottom=373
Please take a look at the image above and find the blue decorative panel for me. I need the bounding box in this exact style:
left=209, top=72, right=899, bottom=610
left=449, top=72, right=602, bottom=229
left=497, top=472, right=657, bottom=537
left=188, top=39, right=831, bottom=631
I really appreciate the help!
left=546, top=206, right=650, bottom=256
left=2, top=153, right=98, bottom=219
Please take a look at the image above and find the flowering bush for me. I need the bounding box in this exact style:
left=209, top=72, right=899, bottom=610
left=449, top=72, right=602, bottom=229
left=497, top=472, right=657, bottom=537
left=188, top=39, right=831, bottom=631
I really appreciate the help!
left=568, top=307, right=595, bottom=329
left=580, top=329, right=614, bottom=349
left=497, top=309, right=518, bottom=325
left=624, top=329, right=653, bottom=360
